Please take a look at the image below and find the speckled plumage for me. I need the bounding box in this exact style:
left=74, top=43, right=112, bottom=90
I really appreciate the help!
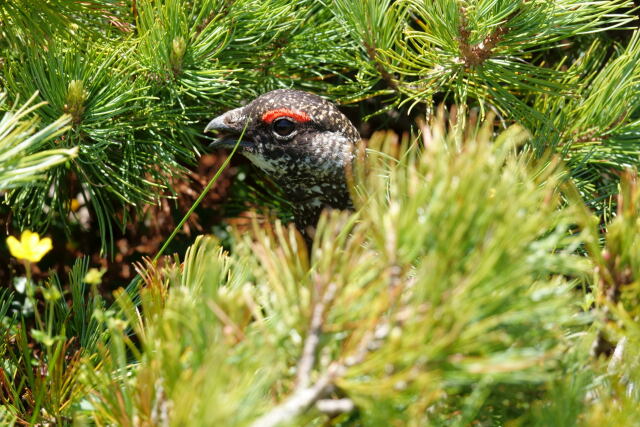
left=205, top=89, right=359, bottom=239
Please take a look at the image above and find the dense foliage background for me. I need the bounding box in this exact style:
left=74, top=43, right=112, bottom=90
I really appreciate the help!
left=2, top=0, right=640, bottom=425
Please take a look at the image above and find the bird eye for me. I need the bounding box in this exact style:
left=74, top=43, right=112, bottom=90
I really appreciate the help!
left=272, top=118, right=296, bottom=137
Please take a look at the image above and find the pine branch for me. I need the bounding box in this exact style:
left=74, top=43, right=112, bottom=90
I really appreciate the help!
left=296, top=282, right=338, bottom=389
left=0, top=92, right=76, bottom=190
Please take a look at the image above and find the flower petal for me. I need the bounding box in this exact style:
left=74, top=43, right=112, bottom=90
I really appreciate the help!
left=33, top=237, right=53, bottom=262
left=6, top=235, right=26, bottom=260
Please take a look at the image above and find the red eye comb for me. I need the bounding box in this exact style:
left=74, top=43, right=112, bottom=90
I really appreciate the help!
left=262, top=109, right=311, bottom=124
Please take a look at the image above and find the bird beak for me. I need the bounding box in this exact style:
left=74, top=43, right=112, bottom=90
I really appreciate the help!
left=205, top=107, right=251, bottom=149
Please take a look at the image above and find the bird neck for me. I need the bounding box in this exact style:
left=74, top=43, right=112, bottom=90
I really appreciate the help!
left=284, top=168, right=354, bottom=243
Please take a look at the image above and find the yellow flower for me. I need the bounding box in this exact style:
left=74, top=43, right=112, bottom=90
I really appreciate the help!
left=84, top=267, right=106, bottom=285
left=6, top=230, right=53, bottom=263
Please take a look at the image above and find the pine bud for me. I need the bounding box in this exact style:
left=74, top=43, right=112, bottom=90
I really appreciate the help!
left=64, top=79, right=88, bottom=124
left=170, top=36, right=186, bottom=75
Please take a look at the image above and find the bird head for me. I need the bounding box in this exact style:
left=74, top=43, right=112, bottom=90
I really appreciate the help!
left=205, top=89, right=360, bottom=236
left=205, top=89, right=359, bottom=189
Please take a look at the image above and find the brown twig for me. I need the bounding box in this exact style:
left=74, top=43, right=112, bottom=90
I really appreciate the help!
left=457, top=8, right=509, bottom=67
left=250, top=279, right=340, bottom=427
left=364, top=41, right=399, bottom=92
left=252, top=313, right=402, bottom=426
left=316, top=398, right=355, bottom=416
left=252, top=253, right=408, bottom=425
left=250, top=370, right=337, bottom=427
left=296, top=281, right=338, bottom=389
